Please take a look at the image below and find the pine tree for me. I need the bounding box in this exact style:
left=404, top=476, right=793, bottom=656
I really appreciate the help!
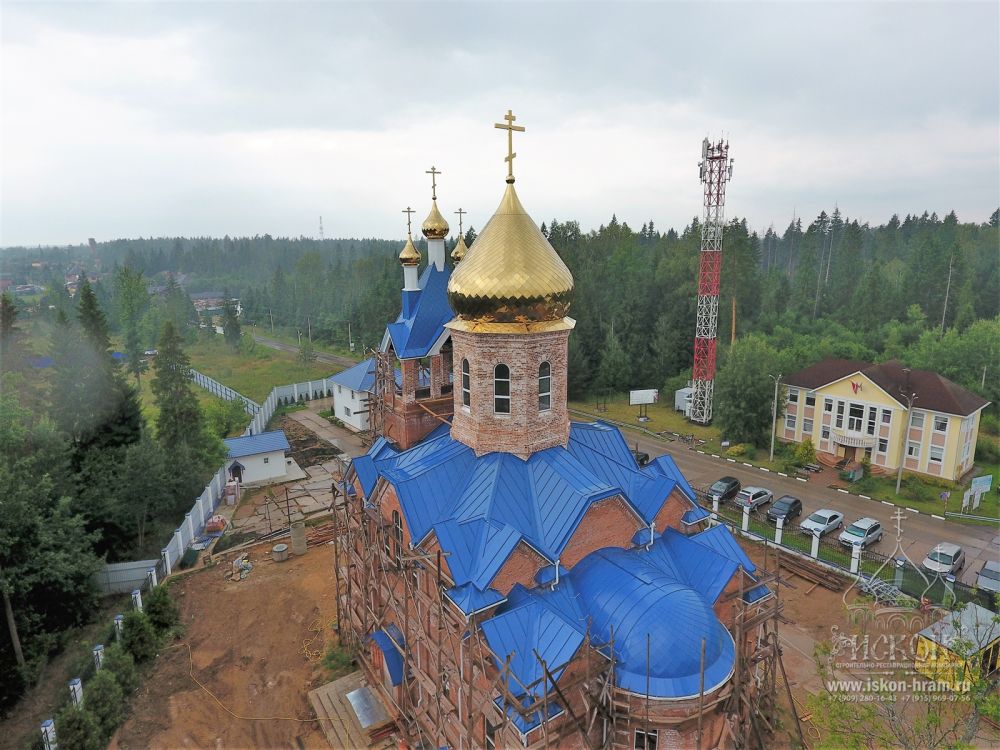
left=152, top=322, right=202, bottom=452
left=222, top=299, right=241, bottom=350
left=0, top=293, right=23, bottom=371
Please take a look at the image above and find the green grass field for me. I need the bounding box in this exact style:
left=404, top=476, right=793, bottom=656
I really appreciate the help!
left=186, top=335, right=339, bottom=402
left=569, top=392, right=720, bottom=441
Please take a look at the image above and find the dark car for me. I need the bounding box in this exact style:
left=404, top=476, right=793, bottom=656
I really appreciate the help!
left=708, top=476, right=741, bottom=503
left=766, top=495, right=803, bottom=524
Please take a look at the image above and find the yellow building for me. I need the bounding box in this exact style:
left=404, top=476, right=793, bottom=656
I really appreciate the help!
left=780, top=359, right=990, bottom=481
left=914, top=603, right=1000, bottom=691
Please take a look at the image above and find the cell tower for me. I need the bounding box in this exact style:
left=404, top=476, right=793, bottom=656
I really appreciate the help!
left=318, top=215, right=324, bottom=241
left=690, top=137, right=734, bottom=425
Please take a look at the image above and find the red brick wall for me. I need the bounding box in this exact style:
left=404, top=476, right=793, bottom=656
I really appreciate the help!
left=490, top=541, right=549, bottom=595
left=449, top=327, right=571, bottom=458
left=560, top=495, right=643, bottom=568
left=653, top=488, right=690, bottom=534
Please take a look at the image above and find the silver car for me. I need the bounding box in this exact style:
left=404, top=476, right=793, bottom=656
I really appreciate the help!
left=976, top=560, right=1000, bottom=594
left=799, top=508, right=844, bottom=537
left=921, top=542, right=966, bottom=576
left=734, top=486, right=773, bottom=511
left=838, top=517, right=883, bottom=548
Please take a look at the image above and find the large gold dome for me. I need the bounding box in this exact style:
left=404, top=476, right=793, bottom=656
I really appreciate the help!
left=447, top=182, right=573, bottom=323
left=421, top=200, right=450, bottom=240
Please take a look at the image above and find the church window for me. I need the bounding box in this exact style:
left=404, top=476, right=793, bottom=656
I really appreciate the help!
left=538, top=361, right=551, bottom=411
left=485, top=720, right=500, bottom=750
left=494, top=364, right=510, bottom=414
left=462, top=359, right=470, bottom=407
left=634, top=729, right=658, bottom=750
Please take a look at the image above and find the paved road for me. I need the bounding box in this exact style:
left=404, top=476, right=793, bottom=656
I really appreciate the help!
left=616, top=423, right=999, bottom=585
left=253, top=334, right=358, bottom=369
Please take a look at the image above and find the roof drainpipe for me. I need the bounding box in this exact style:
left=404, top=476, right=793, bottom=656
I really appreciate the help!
left=646, top=521, right=656, bottom=550
left=552, top=558, right=560, bottom=590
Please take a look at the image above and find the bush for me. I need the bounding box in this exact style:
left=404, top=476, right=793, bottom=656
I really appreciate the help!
left=144, top=585, right=180, bottom=633
left=55, top=704, right=103, bottom=750
left=102, top=643, right=138, bottom=695
left=85, top=669, right=124, bottom=741
left=122, top=610, right=158, bottom=663
left=792, top=438, right=817, bottom=466
left=323, top=645, right=354, bottom=679
left=725, top=443, right=754, bottom=459
left=975, top=437, right=1000, bottom=464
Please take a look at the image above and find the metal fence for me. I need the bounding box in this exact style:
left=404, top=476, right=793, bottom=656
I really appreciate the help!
left=695, top=490, right=996, bottom=612
left=189, top=370, right=260, bottom=414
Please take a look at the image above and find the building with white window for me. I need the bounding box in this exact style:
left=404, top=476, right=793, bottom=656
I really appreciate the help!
left=780, top=359, right=989, bottom=481
left=222, top=430, right=291, bottom=484
left=327, top=358, right=377, bottom=433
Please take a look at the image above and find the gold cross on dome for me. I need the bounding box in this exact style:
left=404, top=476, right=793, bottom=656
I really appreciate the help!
left=425, top=166, right=441, bottom=200
left=494, top=109, right=525, bottom=182
left=402, top=206, right=415, bottom=235
left=454, top=207, right=466, bottom=235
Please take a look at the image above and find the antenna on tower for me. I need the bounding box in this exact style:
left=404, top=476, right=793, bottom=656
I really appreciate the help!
left=319, top=216, right=324, bottom=241
left=690, top=137, right=734, bottom=425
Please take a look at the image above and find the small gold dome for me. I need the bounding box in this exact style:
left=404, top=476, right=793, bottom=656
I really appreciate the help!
left=398, top=235, right=421, bottom=266
left=451, top=234, right=468, bottom=263
left=421, top=200, right=450, bottom=240
left=447, top=182, right=573, bottom=323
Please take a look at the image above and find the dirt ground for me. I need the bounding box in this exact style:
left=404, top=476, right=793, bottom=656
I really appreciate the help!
left=112, top=542, right=339, bottom=750
left=280, top=415, right=343, bottom=467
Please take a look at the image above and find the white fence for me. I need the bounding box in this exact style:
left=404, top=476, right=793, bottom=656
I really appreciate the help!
left=94, top=371, right=328, bottom=594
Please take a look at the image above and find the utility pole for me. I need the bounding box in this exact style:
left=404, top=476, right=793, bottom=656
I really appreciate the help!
left=939, top=253, right=954, bottom=336
left=895, top=369, right=918, bottom=495
left=347, top=321, right=354, bottom=352
left=768, top=374, right=782, bottom=462
left=268, top=307, right=274, bottom=334
left=307, top=315, right=312, bottom=343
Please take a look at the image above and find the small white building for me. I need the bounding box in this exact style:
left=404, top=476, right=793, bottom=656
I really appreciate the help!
left=223, top=430, right=291, bottom=485
left=328, top=358, right=377, bottom=433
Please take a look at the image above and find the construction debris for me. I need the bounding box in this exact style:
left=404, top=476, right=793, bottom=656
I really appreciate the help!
left=779, top=553, right=846, bottom=592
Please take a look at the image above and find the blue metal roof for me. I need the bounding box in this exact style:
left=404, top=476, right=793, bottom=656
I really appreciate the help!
left=383, top=264, right=455, bottom=360
left=369, top=627, right=405, bottom=686
left=492, top=696, right=565, bottom=735
left=682, top=506, right=711, bottom=525
left=444, top=583, right=506, bottom=616
left=328, top=358, right=376, bottom=392
left=224, top=430, right=290, bottom=459
left=691, top=525, right=756, bottom=575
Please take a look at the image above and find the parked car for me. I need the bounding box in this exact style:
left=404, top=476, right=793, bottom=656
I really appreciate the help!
left=708, top=476, right=741, bottom=503
left=766, top=495, right=803, bottom=524
left=838, top=517, right=883, bottom=548
left=975, top=560, right=1000, bottom=594
left=734, top=486, right=773, bottom=511
left=921, top=542, right=966, bottom=576
left=799, top=509, right=844, bottom=537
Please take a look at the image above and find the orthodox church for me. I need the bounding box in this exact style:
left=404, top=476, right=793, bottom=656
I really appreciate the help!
left=338, top=113, right=774, bottom=750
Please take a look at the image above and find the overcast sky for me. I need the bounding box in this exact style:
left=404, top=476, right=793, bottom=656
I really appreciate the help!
left=2, top=1, right=998, bottom=248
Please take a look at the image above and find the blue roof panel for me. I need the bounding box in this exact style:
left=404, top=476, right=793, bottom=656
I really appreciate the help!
left=224, top=430, right=290, bottom=459
left=328, top=358, right=376, bottom=392
left=369, top=628, right=405, bottom=686
left=691, top=525, right=756, bottom=575
left=385, top=265, right=455, bottom=360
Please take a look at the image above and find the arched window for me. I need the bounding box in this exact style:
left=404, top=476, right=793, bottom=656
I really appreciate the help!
left=494, top=364, right=510, bottom=414
left=538, top=361, right=551, bottom=411
left=461, top=358, right=471, bottom=407
left=392, top=509, right=402, bottom=564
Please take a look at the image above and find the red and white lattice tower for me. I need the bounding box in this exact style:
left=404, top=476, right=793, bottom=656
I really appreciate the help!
left=690, top=137, right=733, bottom=425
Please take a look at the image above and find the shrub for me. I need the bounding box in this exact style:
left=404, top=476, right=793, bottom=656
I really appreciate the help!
left=122, top=610, right=159, bottom=663
left=323, top=645, right=354, bottom=679
left=144, top=585, right=179, bottom=633
left=55, top=704, right=103, bottom=750
left=793, top=438, right=817, bottom=466
left=102, top=643, right=139, bottom=695
left=85, top=669, right=124, bottom=741
left=975, top=438, right=1000, bottom=464
left=724, top=443, right=748, bottom=458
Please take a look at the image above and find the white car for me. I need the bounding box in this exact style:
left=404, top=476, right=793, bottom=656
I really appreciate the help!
left=799, top=509, right=844, bottom=537
left=838, top=517, right=883, bottom=548
left=734, top=487, right=773, bottom=511
left=921, top=543, right=966, bottom=576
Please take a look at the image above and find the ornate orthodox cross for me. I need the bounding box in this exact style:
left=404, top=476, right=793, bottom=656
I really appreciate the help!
left=402, top=206, right=415, bottom=235
left=891, top=506, right=907, bottom=541
left=494, top=109, right=525, bottom=182
left=425, top=166, right=441, bottom=200
left=454, top=207, right=466, bottom=236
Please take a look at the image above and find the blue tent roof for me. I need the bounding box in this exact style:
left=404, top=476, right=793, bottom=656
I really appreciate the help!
left=328, top=358, right=376, bottom=392
left=224, top=430, right=290, bottom=459
left=369, top=626, right=405, bottom=686
left=383, top=264, right=455, bottom=360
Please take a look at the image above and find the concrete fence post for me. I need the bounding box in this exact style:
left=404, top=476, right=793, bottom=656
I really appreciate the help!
left=711, top=495, right=719, bottom=524
left=775, top=517, right=784, bottom=546
left=293, top=383, right=299, bottom=401
left=68, top=678, right=83, bottom=706
left=114, top=614, right=124, bottom=641
left=147, top=567, right=157, bottom=589
left=894, top=558, right=905, bottom=588
left=850, top=544, right=861, bottom=574
left=40, top=719, right=57, bottom=750
left=945, top=574, right=956, bottom=600
left=741, top=505, right=750, bottom=533
left=161, top=548, right=172, bottom=578
left=173, top=529, right=184, bottom=559
left=92, top=644, right=104, bottom=670
left=131, top=589, right=143, bottom=611
left=810, top=531, right=821, bottom=559
left=184, top=512, right=194, bottom=541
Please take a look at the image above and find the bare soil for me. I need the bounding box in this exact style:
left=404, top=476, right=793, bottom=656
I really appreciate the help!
left=112, top=542, right=339, bottom=750
left=280, top=415, right=342, bottom=467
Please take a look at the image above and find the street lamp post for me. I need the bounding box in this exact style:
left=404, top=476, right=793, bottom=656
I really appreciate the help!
left=768, top=373, right=782, bottom=463
left=895, top=368, right=918, bottom=495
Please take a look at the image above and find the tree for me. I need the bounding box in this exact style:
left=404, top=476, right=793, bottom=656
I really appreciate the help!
left=115, top=266, right=150, bottom=384
left=122, top=610, right=158, bottom=662
left=144, top=584, right=180, bottom=633
left=151, top=321, right=202, bottom=452
left=298, top=339, right=317, bottom=364
left=714, top=335, right=783, bottom=446
left=206, top=397, right=249, bottom=439
left=0, top=293, right=23, bottom=371
left=55, top=704, right=103, bottom=750
left=85, top=668, right=124, bottom=740
left=222, top=299, right=241, bottom=350
left=596, top=327, right=629, bottom=394
left=102, top=642, right=139, bottom=696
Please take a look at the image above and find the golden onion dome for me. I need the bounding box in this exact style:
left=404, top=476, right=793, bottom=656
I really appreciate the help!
left=398, top=235, right=421, bottom=266
left=447, top=182, right=573, bottom=323
left=421, top=200, right=450, bottom=240
left=450, top=234, right=468, bottom=263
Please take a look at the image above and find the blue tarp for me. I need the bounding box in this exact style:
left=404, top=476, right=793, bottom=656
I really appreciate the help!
left=369, top=626, right=405, bottom=686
